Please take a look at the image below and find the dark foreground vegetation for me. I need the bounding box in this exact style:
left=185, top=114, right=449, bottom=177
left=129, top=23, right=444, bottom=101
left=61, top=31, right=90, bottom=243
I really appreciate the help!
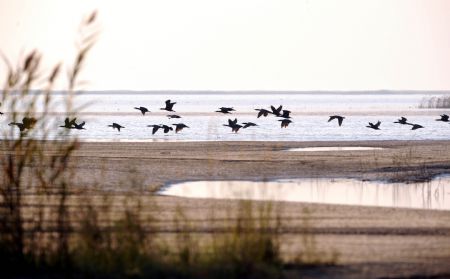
left=0, top=12, right=337, bottom=278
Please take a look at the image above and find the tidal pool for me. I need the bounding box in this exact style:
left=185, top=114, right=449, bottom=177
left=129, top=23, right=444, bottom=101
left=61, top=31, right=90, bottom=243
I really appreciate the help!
left=285, top=147, right=383, bottom=152
left=159, top=176, right=450, bottom=211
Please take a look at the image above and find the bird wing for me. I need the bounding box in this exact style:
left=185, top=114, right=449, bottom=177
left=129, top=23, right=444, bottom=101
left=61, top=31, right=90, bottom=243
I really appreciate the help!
left=375, top=121, right=381, bottom=127
left=338, top=117, right=343, bottom=126
left=257, top=110, right=264, bottom=118
left=152, top=126, right=159, bottom=134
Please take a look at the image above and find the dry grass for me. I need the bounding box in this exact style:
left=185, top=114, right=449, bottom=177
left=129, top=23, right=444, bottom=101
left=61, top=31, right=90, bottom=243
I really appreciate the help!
left=0, top=11, right=338, bottom=279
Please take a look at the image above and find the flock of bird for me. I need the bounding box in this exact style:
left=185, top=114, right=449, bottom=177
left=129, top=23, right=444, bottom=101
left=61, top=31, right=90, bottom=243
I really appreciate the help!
left=5, top=98, right=450, bottom=135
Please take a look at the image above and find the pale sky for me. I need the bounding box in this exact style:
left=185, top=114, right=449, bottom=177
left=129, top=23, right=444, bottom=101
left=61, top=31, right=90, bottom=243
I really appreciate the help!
left=1, top=0, right=450, bottom=91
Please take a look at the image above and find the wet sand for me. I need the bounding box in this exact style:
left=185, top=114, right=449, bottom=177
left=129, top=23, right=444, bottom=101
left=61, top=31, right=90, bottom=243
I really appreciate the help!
left=3, top=140, right=450, bottom=278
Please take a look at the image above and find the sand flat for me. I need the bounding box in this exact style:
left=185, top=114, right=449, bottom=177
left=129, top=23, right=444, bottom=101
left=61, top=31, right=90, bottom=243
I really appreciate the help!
left=2, top=140, right=450, bottom=277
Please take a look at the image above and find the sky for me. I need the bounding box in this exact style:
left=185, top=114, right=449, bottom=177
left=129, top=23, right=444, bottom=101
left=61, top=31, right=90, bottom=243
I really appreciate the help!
left=0, top=0, right=450, bottom=91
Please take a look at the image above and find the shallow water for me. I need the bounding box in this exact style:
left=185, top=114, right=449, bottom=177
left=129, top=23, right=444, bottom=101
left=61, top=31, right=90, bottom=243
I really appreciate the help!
left=286, top=147, right=383, bottom=152
left=3, top=92, right=450, bottom=142
left=160, top=176, right=450, bottom=210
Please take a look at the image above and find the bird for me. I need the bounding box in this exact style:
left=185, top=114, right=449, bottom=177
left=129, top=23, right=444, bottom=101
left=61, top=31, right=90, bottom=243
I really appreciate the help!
left=160, top=100, right=176, bottom=112
left=172, top=123, right=189, bottom=133
left=255, top=108, right=270, bottom=118
left=9, top=122, right=25, bottom=131
left=228, top=118, right=238, bottom=126
left=134, top=106, right=149, bottom=115
left=328, top=115, right=345, bottom=126
left=167, top=114, right=181, bottom=119
left=223, top=118, right=242, bottom=133
left=242, top=122, right=257, bottom=129
left=9, top=117, right=37, bottom=132
left=22, top=117, right=37, bottom=129
left=72, top=121, right=86, bottom=130
left=270, top=105, right=283, bottom=116
left=409, top=124, right=424, bottom=130
left=216, top=107, right=235, bottom=114
left=60, top=117, right=77, bottom=129
left=161, top=124, right=173, bottom=133
left=0, top=112, right=3, bottom=115
left=394, top=117, right=409, bottom=125
left=278, top=110, right=291, bottom=119
left=108, top=123, right=124, bottom=132
left=366, top=121, right=381, bottom=130
left=436, top=114, right=449, bottom=122
left=147, top=125, right=161, bottom=135
left=278, top=119, right=292, bottom=128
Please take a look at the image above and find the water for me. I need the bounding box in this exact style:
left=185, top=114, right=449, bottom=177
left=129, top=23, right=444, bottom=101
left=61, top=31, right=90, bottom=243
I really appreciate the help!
left=159, top=176, right=450, bottom=211
left=286, top=147, right=383, bottom=152
left=2, top=91, right=450, bottom=141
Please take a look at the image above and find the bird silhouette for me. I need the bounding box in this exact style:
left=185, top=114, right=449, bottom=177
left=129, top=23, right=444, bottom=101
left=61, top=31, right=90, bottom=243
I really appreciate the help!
left=328, top=115, right=345, bottom=126
left=167, top=114, right=181, bottom=119
left=216, top=107, right=235, bottom=114
left=134, top=106, right=149, bottom=115
left=242, top=122, right=257, bottom=128
left=408, top=123, right=424, bottom=130
left=172, top=123, right=189, bottom=133
left=147, top=125, right=161, bottom=135
left=278, top=110, right=291, bottom=119
left=255, top=108, right=270, bottom=118
left=278, top=119, right=292, bottom=128
left=223, top=118, right=242, bottom=133
left=22, top=117, right=37, bottom=129
left=161, top=124, right=173, bottom=133
left=9, top=122, right=25, bottom=131
left=60, top=117, right=77, bottom=129
left=436, top=114, right=449, bottom=122
left=108, top=123, right=124, bottom=132
left=366, top=121, right=381, bottom=130
left=161, top=100, right=176, bottom=112
left=270, top=105, right=283, bottom=116
left=394, top=117, right=409, bottom=125
left=72, top=121, right=86, bottom=130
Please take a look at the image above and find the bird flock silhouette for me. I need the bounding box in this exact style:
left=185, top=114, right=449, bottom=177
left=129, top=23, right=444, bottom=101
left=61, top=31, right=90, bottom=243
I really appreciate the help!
left=6, top=99, right=450, bottom=135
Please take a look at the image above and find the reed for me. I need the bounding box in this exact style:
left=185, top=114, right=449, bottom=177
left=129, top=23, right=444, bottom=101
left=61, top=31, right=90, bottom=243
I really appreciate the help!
left=0, top=12, right=338, bottom=278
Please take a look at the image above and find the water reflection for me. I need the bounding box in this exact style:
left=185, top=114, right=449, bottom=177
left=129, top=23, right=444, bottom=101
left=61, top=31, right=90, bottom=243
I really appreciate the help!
left=286, top=147, right=383, bottom=152
left=160, top=177, right=450, bottom=210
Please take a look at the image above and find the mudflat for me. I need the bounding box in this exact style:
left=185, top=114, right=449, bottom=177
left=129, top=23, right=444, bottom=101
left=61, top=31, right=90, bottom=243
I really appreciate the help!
left=3, top=140, right=450, bottom=278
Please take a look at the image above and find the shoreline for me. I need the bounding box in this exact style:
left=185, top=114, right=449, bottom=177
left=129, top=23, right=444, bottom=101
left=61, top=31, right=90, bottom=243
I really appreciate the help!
left=3, top=139, right=450, bottom=277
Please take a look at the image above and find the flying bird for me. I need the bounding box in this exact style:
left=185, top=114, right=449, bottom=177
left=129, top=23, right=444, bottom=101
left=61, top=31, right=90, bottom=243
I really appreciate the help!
left=108, top=123, right=124, bottom=132
left=278, top=119, right=292, bottom=128
left=278, top=110, right=291, bottom=119
left=328, top=115, right=345, bottom=126
left=167, top=114, right=181, bottom=119
left=72, top=121, right=86, bottom=130
left=409, top=124, right=424, bottom=130
left=216, top=107, right=235, bottom=114
left=436, top=114, right=449, bottom=122
left=223, top=118, right=242, bottom=133
left=147, top=124, right=161, bottom=135
left=161, top=100, right=176, bottom=112
left=134, top=106, right=149, bottom=115
left=60, top=117, right=77, bottom=129
left=242, top=122, right=257, bottom=128
left=255, top=108, right=270, bottom=118
left=366, top=121, right=381, bottom=130
left=161, top=124, right=173, bottom=133
left=394, top=117, right=409, bottom=125
left=270, top=105, right=283, bottom=116
left=172, top=123, right=189, bottom=133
